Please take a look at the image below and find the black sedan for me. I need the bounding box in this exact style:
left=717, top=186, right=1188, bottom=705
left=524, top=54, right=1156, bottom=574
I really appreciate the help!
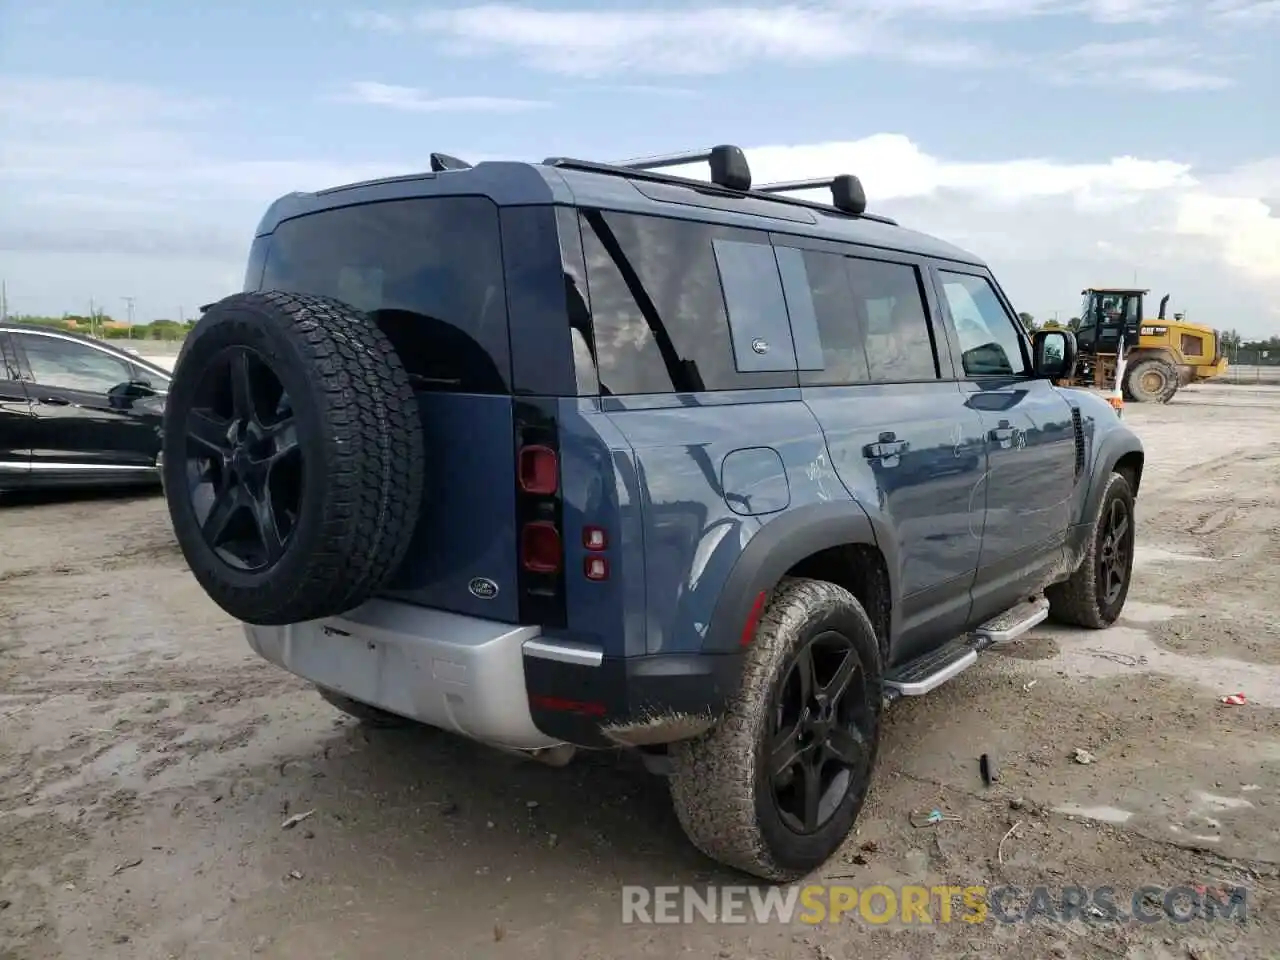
left=0, top=324, right=173, bottom=492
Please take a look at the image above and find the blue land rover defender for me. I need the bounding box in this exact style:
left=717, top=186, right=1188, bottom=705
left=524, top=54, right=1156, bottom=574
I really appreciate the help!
left=161, top=145, right=1143, bottom=882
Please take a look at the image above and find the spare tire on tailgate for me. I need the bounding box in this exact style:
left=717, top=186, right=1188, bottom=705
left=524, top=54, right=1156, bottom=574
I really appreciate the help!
left=161, top=291, right=425, bottom=625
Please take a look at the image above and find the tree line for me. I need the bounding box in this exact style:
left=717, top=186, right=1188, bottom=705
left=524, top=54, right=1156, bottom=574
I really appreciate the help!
left=3, top=314, right=196, bottom=341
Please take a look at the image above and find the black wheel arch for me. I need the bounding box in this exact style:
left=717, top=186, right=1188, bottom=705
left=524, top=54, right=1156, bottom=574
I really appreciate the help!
left=1082, top=426, right=1144, bottom=527
left=700, top=500, right=899, bottom=658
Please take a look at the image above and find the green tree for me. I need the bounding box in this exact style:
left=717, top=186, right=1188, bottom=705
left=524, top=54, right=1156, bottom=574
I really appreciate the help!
left=1018, top=312, right=1038, bottom=332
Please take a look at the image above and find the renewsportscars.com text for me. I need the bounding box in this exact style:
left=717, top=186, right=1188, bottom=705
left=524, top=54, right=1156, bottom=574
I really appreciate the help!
left=621, top=884, right=1248, bottom=925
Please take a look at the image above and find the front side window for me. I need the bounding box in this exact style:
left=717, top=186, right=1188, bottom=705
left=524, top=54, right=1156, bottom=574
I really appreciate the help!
left=938, top=271, right=1030, bottom=377
left=260, top=197, right=511, bottom=394
left=19, top=335, right=133, bottom=393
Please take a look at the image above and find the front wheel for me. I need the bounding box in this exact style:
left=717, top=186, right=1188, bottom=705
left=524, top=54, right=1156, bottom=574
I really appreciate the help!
left=1123, top=357, right=1179, bottom=403
left=668, top=578, right=883, bottom=882
left=1047, top=471, right=1136, bottom=628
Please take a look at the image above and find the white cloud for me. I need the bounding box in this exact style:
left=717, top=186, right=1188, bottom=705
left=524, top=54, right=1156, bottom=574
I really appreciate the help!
left=652, top=135, right=1280, bottom=333
left=1, top=75, right=1277, bottom=336
left=349, top=4, right=993, bottom=74
left=332, top=80, right=551, bottom=113
left=1207, top=0, right=1280, bottom=22
left=1044, top=38, right=1235, bottom=90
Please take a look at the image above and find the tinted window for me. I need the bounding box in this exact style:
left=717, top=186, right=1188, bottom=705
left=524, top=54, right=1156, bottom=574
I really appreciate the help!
left=711, top=238, right=796, bottom=374
left=579, top=210, right=795, bottom=395
left=776, top=249, right=938, bottom=385
left=938, top=271, right=1029, bottom=377
left=260, top=197, right=510, bottom=394
left=19, top=335, right=133, bottom=393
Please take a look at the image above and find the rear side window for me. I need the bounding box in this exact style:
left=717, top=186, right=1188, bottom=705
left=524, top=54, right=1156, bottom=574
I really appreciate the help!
left=259, top=197, right=511, bottom=394
left=776, top=248, right=940, bottom=385
left=578, top=210, right=796, bottom=395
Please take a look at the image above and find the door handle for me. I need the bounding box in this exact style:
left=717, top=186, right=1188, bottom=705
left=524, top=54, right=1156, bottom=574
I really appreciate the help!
left=863, top=432, right=909, bottom=466
left=37, top=396, right=72, bottom=406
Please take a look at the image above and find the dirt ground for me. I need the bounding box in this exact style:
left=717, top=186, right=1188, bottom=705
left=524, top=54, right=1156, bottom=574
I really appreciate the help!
left=2, top=383, right=1278, bottom=960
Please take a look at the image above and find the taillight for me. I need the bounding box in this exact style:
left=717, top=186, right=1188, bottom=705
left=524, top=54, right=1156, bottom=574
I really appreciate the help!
left=518, top=445, right=558, bottom=495
left=583, top=526, right=607, bottom=551
left=521, top=521, right=562, bottom=573
left=584, top=556, right=609, bottom=581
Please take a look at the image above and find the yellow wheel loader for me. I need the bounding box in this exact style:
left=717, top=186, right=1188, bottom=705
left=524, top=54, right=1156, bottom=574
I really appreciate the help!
left=1065, top=288, right=1228, bottom=403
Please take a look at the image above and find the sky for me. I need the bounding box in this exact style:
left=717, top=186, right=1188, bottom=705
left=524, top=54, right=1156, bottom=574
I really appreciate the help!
left=1, top=0, right=1277, bottom=337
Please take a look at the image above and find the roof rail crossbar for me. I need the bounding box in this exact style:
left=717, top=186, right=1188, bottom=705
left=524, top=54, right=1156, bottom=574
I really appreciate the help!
left=430, top=152, right=473, bottom=172
left=609, top=145, right=752, bottom=192
left=755, top=175, right=867, bottom=217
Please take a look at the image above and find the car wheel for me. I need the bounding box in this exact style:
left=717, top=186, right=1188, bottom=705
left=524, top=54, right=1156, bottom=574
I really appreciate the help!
left=668, top=577, right=883, bottom=882
left=161, top=291, right=425, bottom=625
left=315, top=686, right=412, bottom=728
left=1047, top=471, right=1136, bottom=628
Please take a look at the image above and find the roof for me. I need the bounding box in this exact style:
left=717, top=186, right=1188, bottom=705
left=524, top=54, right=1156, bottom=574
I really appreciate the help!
left=251, top=157, right=986, bottom=268
left=1083, top=287, right=1151, bottom=294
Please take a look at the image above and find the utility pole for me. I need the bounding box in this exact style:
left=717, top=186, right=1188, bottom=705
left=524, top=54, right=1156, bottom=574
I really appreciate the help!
left=122, top=296, right=136, bottom=327
left=0, top=280, right=8, bottom=322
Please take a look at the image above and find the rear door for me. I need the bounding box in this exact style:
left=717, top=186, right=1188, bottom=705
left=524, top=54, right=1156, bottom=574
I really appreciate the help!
left=931, top=267, right=1078, bottom=623
left=254, top=195, right=523, bottom=623
left=0, top=332, right=34, bottom=481
left=11, top=330, right=160, bottom=472
left=772, top=238, right=989, bottom=661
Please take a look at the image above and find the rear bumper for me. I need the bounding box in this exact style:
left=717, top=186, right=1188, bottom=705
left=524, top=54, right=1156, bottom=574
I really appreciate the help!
left=245, top=599, right=561, bottom=750
left=244, top=598, right=743, bottom=751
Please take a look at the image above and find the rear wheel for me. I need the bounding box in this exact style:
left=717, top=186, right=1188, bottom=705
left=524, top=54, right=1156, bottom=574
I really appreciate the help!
left=161, top=291, right=425, bottom=625
left=1123, top=357, right=1179, bottom=403
left=668, top=578, right=882, bottom=882
left=1047, top=471, right=1136, bottom=628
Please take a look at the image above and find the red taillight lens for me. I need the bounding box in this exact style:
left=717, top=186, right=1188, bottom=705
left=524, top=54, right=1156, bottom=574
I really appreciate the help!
left=518, top=445, right=558, bottom=495
left=584, top=556, right=609, bottom=581
left=521, top=521, right=562, bottom=573
left=583, top=526, right=607, bottom=551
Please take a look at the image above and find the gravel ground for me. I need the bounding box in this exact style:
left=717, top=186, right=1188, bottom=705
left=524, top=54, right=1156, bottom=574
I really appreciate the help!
left=2, top=383, right=1278, bottom=960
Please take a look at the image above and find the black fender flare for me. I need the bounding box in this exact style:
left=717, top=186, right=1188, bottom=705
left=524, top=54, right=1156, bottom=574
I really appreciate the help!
left=700, top=500, right=900, bottom=655
left=1083, top=424, right=1144, bottom=526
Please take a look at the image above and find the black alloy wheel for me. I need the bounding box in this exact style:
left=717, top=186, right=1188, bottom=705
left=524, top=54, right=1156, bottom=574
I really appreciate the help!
left=768, top=631, right=875, bottom=835
left=182, top=346, right=302, bottom=572
left=1096, top=494, right=1133, bottom=608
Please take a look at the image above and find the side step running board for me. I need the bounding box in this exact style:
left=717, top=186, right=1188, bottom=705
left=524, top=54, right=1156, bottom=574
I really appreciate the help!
left=882, top=596, right=1050, bottom=703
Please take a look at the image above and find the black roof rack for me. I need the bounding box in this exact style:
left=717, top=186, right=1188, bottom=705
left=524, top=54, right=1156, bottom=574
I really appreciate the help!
left=756, top=175, right=867, bottom=217
left=606, top=145, right=753, bottom=192
left=432, top=143, right=896, bottom=225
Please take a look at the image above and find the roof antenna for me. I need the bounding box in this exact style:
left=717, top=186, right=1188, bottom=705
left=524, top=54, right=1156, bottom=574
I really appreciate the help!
left=430, top=152, right=472, bottom=172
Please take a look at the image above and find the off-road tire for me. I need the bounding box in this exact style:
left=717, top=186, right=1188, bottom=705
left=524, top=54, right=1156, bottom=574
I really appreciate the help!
left=668, top=577, right=883, bottom=882
left=1046, top=471, right=1135, bottom=628
left=1123, top=357, right=1179, bottom=404
left=316, top=686, right=412, bottom=728
left=162, top=291, right=425, bottom=625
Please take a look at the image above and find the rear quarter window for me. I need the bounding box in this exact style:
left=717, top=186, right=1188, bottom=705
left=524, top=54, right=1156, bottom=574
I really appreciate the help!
left=259, top=196, right=511, bottom=394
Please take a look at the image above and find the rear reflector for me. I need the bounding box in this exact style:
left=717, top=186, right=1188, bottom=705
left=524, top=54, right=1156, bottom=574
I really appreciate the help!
left=529, top=694, right=605, bottom=716
left=740, top=591, right=766, bottom=647
left=521, top=521, right=562, bottom=573
left=518, top=445, right=559, bottom=495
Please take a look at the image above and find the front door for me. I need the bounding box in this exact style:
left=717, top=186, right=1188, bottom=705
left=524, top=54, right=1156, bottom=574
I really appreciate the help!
left=772, top=238, right=989, bottom=662
left=932, top=268, right=1079, bottom=623
left=11, top=330, right=161, bottom=473
left=0, top=333, right=34, bottom=483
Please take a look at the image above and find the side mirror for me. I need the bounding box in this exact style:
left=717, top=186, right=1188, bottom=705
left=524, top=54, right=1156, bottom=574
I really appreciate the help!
left=1032, top=329, right=1076, bottom=380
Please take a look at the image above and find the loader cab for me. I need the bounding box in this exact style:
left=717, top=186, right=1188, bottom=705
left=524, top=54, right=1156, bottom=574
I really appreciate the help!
left=1076, top=287, right=1143, bottom=354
